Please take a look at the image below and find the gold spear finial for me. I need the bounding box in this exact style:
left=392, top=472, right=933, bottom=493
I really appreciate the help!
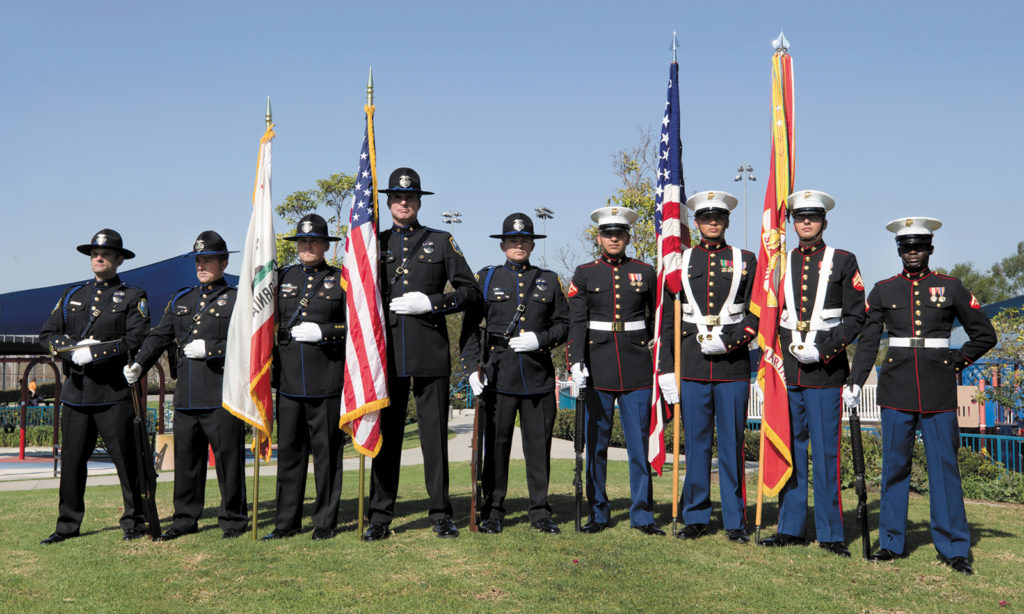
left=265, top=96, right=272, bottom=128
left=366, top=68, right=374, bottom=106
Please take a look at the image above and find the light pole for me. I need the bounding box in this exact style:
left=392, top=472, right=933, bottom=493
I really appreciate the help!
left=733, top=163, right=756, bottom=249
left=441, top=210, right=462, bottom=237
left=534, top=207, right=554, bottom=265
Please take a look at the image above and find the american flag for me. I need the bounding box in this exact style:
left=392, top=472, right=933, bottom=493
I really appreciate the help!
left=339, top=109, right=387, bottom=456
left=648, top=57, right=689, bottom=475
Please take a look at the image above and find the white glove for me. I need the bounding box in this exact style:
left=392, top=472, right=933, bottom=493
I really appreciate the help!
left=509, top=332, right=540, bottom=353
left=790, top=343, right=821, bottom=364
left=570, top=363, right=590, bottom=388
left=183, top=339, right=206, bottom=359
left=291, top=322, right=323, bottom=343
left=658, top=373, right=679, bottom=404
left=700, top=333, right=727, bottom=355
left=842, top=384, right=861, bottom=408
left=468, top=371, right=487, bottom=396
left=71, top=338, right=101, bottom=366
left=390, top=291, right=432, bottom=315
left=123, top=362, right=142, bottom=385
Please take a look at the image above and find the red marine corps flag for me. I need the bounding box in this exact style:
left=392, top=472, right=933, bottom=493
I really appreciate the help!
left=648, top=36, right=689, bottom=477
left=339, top=70, right=387, bottom=457
left=752, top=32, right=795, bottom=530
left=223, top=99, right=277, bottom=461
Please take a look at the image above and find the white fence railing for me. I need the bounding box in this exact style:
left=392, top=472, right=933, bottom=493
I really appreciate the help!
left=747, top=384, right=880, bottom=424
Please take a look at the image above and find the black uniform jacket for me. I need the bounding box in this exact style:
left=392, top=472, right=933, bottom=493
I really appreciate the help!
left=134, top=279, right=236, bottom=410
left=659, top=240, right=758, bottom=382
left=380, top=223, right=480, bottom=377
left=39, top=275, right=150, bottom=406
left=779, top=242, right=866, bottom=388
left=274, top=263, right=347, bottom=398
left=850, top=268, right=996, bottom=412
left=460, top=261, right=569, bottom=395
left=567, top=254, right=656, bottom=392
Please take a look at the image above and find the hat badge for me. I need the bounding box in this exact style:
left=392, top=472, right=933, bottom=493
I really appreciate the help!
left=300, top=220, right=313, bottom=233
left=610, top=207, right=619, bottom=216
left=512, top=218, right=525, bottom=232
left=803, top=191, right=811, bottom=199
left=904, top=218, right=913, bottom=227
left=399, top=175, right=412, bottom=188
left=95, top=233, right=108, bottom=246
left=194, top=239, right=205, bottom=251
left=707, top=192, right=715, bottom=200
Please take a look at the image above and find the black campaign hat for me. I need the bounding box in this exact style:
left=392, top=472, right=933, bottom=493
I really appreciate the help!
left=489, top=213, right=546, bottom=239
left=283, top=214, right=342, bottom=242
left=378, top=167, right=434, bottom=196
left=182, top=230, right=237, bottom=257
left=76, top=228, right=135, bottom=259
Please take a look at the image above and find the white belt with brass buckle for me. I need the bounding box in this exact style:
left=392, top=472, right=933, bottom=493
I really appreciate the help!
left=889, top=337, right=949, bottom=349
left=589, top=320, right=645, bottom=332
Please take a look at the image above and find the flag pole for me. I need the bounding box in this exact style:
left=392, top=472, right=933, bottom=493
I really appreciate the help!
left=356, top=69, right=374, bottom=540
left=671, top=296, right=681, bottom=536
left=249, top=95, right=273, bottom=541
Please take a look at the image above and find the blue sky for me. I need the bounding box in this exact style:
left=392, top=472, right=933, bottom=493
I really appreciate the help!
left=3, top=0, right=1022, bottom=295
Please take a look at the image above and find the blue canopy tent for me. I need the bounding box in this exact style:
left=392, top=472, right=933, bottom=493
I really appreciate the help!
left=0, top=256, right=239, bottom=355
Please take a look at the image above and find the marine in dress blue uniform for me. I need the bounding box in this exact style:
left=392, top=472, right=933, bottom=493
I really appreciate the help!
left=759, top=191, right=865, bottom=556
left=38, top=229, right=151, bottom=544
left=363, top=168, right=482, bottom=541
left=847, top=217, right=995, bottom=575
left=126, top=231, right=248, bottom=540
left=658, top=191, right=758, bottom=542
left=568, top=206, right=664, bottom=535
left=460, top=213, right=568, bottom=534
left=265, top=214, right=348, bottom=541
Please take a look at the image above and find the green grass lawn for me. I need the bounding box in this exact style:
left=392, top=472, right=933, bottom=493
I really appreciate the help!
left=1, top=459, right=1021, bottom=613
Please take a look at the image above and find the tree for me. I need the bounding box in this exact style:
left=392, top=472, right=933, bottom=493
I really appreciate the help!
left=934, top=261, right=1013, bottom=305
left=977, top=307, right=1024, bottom=420
left=990, top=241, right=1024, bottom=297
left=275, top=172, right=355, bottom=266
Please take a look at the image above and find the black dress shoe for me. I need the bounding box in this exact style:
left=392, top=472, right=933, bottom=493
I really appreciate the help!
left=941, top=555, right=974, bottom=575
left=869, top=548, right=905, bottom=562
left=312, top=527, right=337, bottom=541
left=819, top=541, right=851, bottom=557
left=633, top=524, right=666, bottom=536
left=433, top=518, right=459, bottom=538
left=41, top=530, right=79, bottom=545
left=580, top=521, right=607, bottom=534
left=480, top=519, right=503, bottom=534
left=727, top=529, right=750, bottom=543
left=261, top=529, right=298, bottom=541
left=758, top=533, right=806, bottom=547
left=123, top=528, right=147, bottom=541
left=362, top=523, right=390, bottom=542
left=222, top=528, right=246, bottom=539
left=156, top=526, right=198, bottom=542
left=531, top=518, right=561, bottom=534
left=676, top=523, right=707, bottom=540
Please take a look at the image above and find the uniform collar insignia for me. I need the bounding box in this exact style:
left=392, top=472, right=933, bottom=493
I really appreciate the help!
left=391, top=222, right=423, bottom=235
left=699, top=239, right=727, bottom=251
left=600, top=254, right=628, bottom=266
left=504, top=260, right=530, bottom=272
left=798, top=240, right=824, bottom=255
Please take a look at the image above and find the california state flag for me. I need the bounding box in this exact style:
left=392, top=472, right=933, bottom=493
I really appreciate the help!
left=223, top=122, right=277, bottom=459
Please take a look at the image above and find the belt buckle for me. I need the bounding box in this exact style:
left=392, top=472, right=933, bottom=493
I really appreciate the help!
left=610, top=322, right=624, bottom=332
left=394, top=266, right=407, bottom=275
left=796, top=321, right=810, bottom=332
left=908, top=337, right=925, bottom=348
left=706, top=315, right=721, bottom=326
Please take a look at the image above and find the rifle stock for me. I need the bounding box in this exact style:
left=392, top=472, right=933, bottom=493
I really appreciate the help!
left=469, top=328, right=486, bottom=533
left=573, top=386, right=585, bottom=532
left=848, top=403, right=870, bottom=559
left=130, top=382, right=161, bottom=539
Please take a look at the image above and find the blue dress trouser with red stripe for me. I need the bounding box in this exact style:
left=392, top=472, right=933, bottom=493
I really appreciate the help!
left=777, top=386, right=845, bottom=543
left=585, top=387, right=655, bottom=527
left=878, top=408, right=970, bottom=559
left=680, top=380, right=748, bottom=531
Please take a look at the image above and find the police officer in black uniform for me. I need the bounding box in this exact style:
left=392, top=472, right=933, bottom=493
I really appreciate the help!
left=846, top=217, right=995, bottom=575
left=363, top=168, right=481, bottom=541
left=759, top=190, right=865, bottom=556
left=568, top=206, right=664, bottom=536
left=124, top=231, right=248, bottom=540
left=658, top=190, right=758, bottom=543
left=460, top=213, right=569, bottom=534
left=265, top=214, right=347, bottom=541
left=39, top=229, right=150, bottom=543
